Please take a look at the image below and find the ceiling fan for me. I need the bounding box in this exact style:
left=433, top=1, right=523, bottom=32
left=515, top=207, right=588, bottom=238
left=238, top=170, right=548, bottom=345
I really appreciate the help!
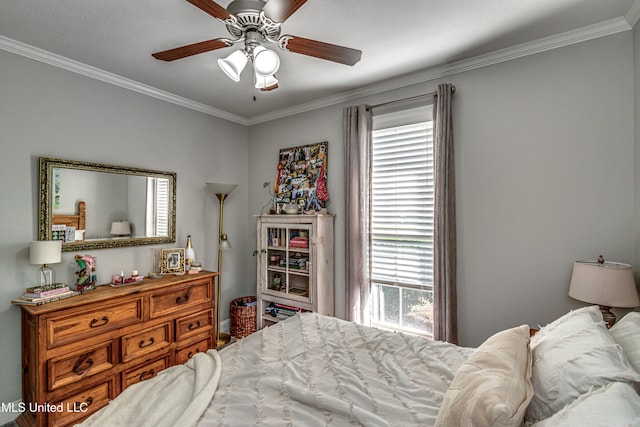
left=152, top=0, right=362, bottom=91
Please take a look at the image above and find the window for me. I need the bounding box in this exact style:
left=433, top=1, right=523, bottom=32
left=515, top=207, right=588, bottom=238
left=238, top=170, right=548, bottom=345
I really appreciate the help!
left=370, top=106, right=434, bottom=336
left=146, top=177, right=170, bottom=237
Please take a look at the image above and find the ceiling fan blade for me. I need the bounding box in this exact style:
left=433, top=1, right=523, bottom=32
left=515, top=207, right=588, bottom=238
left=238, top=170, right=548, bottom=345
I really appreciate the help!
left=152, top=38, right=231, bottom=61
left=186, top=0, right=231, bottom=21
left=262, top=0, right=308, bottom=23
left=280, top=35, right=362, bottom=66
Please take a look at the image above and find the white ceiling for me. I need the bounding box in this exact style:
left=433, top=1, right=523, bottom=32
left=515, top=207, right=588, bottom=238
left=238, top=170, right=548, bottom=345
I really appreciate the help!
left=0, top=0, right=638, bottom=124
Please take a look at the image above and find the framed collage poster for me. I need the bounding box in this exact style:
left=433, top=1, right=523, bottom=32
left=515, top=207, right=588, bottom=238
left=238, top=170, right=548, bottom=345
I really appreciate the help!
left=274, top=142, right=328, bottom=213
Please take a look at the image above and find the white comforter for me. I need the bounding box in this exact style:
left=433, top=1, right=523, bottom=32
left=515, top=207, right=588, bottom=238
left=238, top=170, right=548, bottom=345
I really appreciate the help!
left=80, top=313, right=472, bottom=426
left=199, top=313, right=471, bottom=426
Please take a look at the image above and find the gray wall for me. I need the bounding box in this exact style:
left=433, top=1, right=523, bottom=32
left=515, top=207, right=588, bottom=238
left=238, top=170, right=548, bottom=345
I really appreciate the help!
left=0, top=49, right=249, bottom=407
left=247, top=31, right=636, bottom=347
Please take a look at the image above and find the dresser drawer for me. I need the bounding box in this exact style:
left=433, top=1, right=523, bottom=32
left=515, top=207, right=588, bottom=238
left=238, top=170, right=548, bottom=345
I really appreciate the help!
left=121, top=322, right=171, bottom=363
left=48, top=378, right=115, bottom=427
left=175, top=337, right=212, bottom=365
left=176, top=308, right=214, bottom=341
left=149, top=278, right=213, bottom=318
left=121, top=356, right=169, bottom=390
left=47, top=298, right=143, bottom=349
left=48, top=341, right=116, bottom=391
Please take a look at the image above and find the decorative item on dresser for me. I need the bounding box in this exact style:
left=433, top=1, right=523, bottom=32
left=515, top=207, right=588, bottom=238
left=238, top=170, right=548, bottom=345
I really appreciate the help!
left=205, top=182, right=238, bottom=348
left=29, top=240, right=62, bottom=287
left=14, top=271, right=217, bottom=427
left=184, top=235, right=196, bottom=270
left=255, top=214, right=334, bottom=329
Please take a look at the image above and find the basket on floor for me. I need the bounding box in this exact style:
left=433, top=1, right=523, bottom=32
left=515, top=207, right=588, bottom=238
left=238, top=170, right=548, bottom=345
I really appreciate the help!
left=230, top=296, right=257, bottom=338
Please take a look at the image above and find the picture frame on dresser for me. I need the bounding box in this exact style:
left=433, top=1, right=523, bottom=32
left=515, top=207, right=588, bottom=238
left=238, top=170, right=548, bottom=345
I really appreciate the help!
left=160, top=248, right=185, bottom=274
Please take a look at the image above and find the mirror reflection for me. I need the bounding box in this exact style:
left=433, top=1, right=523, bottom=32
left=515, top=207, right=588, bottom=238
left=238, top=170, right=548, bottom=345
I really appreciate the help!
left=39, top=157, right=176, bottom=251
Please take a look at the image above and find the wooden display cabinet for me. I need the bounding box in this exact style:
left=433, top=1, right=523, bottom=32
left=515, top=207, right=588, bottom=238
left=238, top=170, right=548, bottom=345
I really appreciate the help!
left=256, top=214, right=334, bottom=329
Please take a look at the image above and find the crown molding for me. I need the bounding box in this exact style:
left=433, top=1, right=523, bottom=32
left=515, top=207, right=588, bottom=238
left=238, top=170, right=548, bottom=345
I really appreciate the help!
left=0, top=13, right=633, bottom=127
left=0, top=35, right=248, bottom=126
left=626, top=0, right=640, bottom=27
left=248, top=16, right=631, bottom=125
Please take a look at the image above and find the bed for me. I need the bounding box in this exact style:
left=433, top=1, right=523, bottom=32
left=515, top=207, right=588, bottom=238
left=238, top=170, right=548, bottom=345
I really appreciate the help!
left=52, top=200, right=86, bottom=241
left=79, top=307, right=640, bottom=427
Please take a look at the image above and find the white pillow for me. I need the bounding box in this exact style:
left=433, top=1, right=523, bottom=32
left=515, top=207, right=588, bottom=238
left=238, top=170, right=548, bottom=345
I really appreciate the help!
left=435, top=324, right=533, bottom=427
left=529, top=382, right=640, bottom=427
left=526, top=306, right=640, bottom=424
left=529, top=305, right=603, bottom=350
left=610, top=311, right=640, bottom=373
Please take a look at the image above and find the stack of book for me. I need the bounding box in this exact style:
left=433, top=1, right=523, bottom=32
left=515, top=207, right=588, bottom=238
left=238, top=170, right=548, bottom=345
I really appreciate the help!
left=265, top=302, right=307, bottom=320
left=289, top=256, right=308, bottom=269
left=289, top=237, right=308, bottom=249
left=12, top=283, right=80, bottom=306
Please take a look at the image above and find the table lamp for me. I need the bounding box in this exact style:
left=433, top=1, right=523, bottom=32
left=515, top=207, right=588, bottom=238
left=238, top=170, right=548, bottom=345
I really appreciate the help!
left=569, top=255, right=640, bottom=328
left=110, top=221, right=131, bottom=236
left=30, top=240, right=62, bottom=286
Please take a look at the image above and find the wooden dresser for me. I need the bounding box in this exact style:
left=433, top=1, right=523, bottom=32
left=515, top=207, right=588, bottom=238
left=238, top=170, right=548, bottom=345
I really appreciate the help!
left=16, top=271, right=217, bottom=427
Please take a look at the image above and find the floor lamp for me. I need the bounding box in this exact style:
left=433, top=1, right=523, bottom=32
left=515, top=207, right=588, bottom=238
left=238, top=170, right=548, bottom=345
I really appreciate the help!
left=206, top=182, right=238, bottom=348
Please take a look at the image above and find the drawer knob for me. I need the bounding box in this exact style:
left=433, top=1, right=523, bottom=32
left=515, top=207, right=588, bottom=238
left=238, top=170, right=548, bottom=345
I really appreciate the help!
left=139, top=369, right=156, bottom=381
left=188, top=321, right=201, bottom=331
left=138, top=337, right=156, bottom=348
left=187, top=349, right=200, bottom=359
left=176, top=293, right=190, bottom=304
left=89, top=316, right=109, bottom=328
left=73, top=396, right=93, bottom=410
left=72, top=353, right=94, bottom=376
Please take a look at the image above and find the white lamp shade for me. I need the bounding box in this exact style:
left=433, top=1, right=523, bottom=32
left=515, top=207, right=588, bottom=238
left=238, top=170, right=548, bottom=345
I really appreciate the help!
left=569, top=260, right=640, bottom=308
left=255, top=72, right=278, bottom=90
left=219, top=234, right=232, bottom=251
left=110, top=221, right=131, bottom=235
left=218, top=50, right=248, bottom=82
left=30, top=240, right=62, bottom=265
left=206, top=182, right=238, bottom=196
left=253, top=46, right=280, bottom=77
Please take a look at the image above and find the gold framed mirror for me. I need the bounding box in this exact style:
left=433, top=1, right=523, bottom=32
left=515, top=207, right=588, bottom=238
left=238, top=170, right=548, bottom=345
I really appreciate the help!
left=38, top=157, right=176, bottom=251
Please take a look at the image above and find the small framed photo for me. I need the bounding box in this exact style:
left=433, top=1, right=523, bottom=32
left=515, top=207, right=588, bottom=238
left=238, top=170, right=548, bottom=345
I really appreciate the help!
left=160, top=248, right=185, bottom=274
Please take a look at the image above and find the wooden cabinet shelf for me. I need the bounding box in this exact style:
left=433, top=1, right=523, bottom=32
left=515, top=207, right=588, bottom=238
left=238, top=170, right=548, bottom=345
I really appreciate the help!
left=256, top=214, right=334, bottom=329
left=15, top=271, right=217, bottom=427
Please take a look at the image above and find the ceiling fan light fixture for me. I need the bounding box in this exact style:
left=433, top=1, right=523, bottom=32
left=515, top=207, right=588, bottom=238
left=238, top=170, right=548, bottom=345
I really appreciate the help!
left=255, top=72, right=278, bottom=91
left=253, top=46, right=280, bottom=77
left=218, top=49, right=248, bottom=82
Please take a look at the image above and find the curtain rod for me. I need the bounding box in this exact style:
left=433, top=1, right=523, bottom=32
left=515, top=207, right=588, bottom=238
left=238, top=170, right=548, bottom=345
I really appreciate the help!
left=369, top=85, right=456, bottom=110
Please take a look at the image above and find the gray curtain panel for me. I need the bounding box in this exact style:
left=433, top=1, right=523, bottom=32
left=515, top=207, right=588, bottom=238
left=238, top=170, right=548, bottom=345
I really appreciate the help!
left=433, top=83, right=458, bottom=344
left=343, top=105, right=372, bottom=324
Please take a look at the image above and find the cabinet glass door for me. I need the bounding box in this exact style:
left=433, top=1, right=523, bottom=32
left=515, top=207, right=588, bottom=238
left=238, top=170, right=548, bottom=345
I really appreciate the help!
left=261, top=223, right=312, bottom=304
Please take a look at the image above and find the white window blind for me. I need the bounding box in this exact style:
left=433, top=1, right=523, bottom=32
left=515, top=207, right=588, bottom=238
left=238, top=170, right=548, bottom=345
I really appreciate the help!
left=146, top=177, right=170, bottom=237
left=371, top=118, right=434, bottom=335
left=155, top=178, right=169, bottom=236
left=371, top=121, right=434, bottom=288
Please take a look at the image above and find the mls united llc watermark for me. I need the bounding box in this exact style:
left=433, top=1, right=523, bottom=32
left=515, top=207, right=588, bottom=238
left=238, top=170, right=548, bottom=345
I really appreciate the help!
left=1, top=401, right=89, bottom=413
